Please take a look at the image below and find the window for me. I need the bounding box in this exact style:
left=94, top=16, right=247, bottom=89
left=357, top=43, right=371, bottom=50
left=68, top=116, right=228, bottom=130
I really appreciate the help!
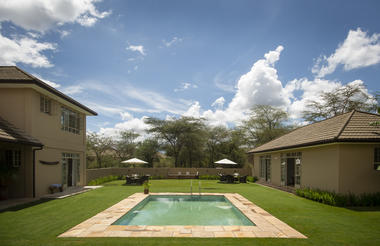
left=61, top=107, right=81, bottom=134
left=40, top=95, right=51, bottom=114
left=62, top=153, right=80, bottom=186
left=375, top=148, right=380, bottom=171
left=259, top=155, right=271, bottom=181
left=5, top=150, right=21, bottom=168
left=281, top=154, right=286, bottom=184
left=295, top=158, right=301, bottom=185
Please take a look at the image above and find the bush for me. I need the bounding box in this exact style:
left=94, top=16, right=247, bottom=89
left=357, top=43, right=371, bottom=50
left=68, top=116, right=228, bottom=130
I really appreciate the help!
left=295, top=187, right=380, bottom=207
left=199, top=175, right=219, bottom=180
left=87, top=175, right=122, bottom=185
left=247, top=176, right=258, bottom=183
left=149, top=175, right=164, bottom=180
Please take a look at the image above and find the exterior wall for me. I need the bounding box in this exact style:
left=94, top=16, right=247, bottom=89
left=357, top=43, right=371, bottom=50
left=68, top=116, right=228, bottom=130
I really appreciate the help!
left=0, top=87, right=88, bottom=197
left=252, top=144, right=340, bottom=193
left=338, top=143, right=380, bottom=194
left=86, top=167, right=252, bottom=184
left=300, top=145, right=340, bottom=192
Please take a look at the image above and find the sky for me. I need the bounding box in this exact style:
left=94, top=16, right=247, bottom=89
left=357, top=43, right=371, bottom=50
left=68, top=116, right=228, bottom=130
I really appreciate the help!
left=0, top=0, right=380, bottom=138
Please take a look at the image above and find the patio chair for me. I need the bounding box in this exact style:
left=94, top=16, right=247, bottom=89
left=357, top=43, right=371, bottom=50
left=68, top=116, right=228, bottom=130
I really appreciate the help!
left=226, top=175, right=235, bottom=184
left=126, top=176, right=134, bottom=185
left=239, top=175, right=247, bottom=183
left=219, top=174, right=226, bottom=182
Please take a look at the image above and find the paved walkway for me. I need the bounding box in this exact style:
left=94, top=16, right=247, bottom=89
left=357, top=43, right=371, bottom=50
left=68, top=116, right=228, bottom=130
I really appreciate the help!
left=0, top=186, right=102, bottom=211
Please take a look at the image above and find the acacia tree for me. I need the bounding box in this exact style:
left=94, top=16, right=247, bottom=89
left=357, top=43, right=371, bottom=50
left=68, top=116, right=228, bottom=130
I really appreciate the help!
left=145, top=117, right=204, bottom=167
left=241, top=105, right=290, bottom=147
left=205, top=126, right=229, bottom=167
left=136, top=138, right=160, bottom=167
left=113, top=130, right=139, bottom=163
left=86, top=132, right=112, bottom=168
left=302, top=83, right=377, bottom=122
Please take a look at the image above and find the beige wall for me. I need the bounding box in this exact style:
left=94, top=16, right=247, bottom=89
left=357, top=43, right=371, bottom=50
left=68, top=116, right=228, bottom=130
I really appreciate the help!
left=251, top=143, right=380, bottom=194
left=338, top=143, right=380, bottom=194
left=0, top=87, right=88, bottom=197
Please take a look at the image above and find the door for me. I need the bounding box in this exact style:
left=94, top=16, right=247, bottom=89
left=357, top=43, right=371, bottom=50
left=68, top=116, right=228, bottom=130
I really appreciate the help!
left=67, top=159, right=73, bottom=187
left=287, top=158, right=295, bottom=186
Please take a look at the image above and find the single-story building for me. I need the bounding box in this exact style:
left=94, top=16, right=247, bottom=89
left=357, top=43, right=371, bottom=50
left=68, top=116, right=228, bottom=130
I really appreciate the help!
left=247, top=110, right=380, bottom=194
left=0, top=66, right=97, bottom=199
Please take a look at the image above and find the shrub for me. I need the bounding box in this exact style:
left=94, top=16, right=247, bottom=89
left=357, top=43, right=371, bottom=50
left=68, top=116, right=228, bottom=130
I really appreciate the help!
left=199, top=175, right=219, bottom=180
left=296, top=187, right=380, bottom=207
left=149, top=175, right=164, bottom=180
left=247, top=176, right=258, bottom=183
left=87, top=175, right=121, bottom=185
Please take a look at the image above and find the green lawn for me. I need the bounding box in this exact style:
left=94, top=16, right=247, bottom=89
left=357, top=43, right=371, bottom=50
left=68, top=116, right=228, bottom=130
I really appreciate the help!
left=0, top=180, right=379, bottom=246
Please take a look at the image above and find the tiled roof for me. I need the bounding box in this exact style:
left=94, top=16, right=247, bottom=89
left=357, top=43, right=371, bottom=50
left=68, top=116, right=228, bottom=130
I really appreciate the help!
left=248, top=110, right=380, bottom=153
left=0, top=116, right=43, bottom=147
left=0, top=66, right=97, bottom=116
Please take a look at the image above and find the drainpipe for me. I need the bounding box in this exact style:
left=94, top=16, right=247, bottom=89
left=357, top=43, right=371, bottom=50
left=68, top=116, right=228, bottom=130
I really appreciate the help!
left=32, top=146, right=43, bottom=198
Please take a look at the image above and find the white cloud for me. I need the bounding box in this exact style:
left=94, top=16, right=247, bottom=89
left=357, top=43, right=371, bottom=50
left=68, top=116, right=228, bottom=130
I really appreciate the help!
left=126, top=45, right=146, bottom=56
left=0, top=31, right=56, bottom=67
left=163, top=37, right=183, bottom=47
left=99, top=115, right=150, bottom=140
left=123, top=86, right=187, bottom=114
left=0, top=0, right=111, bottom=32
left=59, top=30, right=70, bottom=38
left=183, top=101, right=201, bottom=118
left=120, top=111, right=133, bottom=121
left=32, top=73, right=61, bottom=88
left=211, top=97, right=225, bottom=109
left=313, top=28, right=380, bottom=77
left=174, top=82, right=198, bottom=92
left=62, top=85, right=83, bottom=95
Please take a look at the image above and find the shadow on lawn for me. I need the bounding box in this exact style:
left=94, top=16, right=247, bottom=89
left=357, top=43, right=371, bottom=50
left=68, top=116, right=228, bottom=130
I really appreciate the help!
left=345, top=206, right=380, bottom=212
left=0, top=198, right=54, bottom=213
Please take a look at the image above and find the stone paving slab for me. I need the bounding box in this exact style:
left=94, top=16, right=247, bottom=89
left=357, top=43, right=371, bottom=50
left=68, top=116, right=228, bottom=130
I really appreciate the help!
left=59, top=192, right=307, bottom=239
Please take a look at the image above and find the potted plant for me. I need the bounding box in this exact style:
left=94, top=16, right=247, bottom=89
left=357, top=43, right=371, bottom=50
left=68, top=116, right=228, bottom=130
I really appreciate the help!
left=143, top=180, right=150, bottom=194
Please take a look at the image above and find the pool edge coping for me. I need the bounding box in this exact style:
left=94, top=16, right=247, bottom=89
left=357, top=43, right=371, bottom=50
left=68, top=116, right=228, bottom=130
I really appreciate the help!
left=58, top=192, right=307, bottom=238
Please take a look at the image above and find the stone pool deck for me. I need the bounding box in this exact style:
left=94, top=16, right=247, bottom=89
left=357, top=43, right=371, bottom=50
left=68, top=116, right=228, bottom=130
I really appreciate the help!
left=59, top=192, right=306, bottom=238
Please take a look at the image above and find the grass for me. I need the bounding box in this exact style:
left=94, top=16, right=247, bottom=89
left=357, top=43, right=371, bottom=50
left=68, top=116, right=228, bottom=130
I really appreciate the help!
left=0, top=180, right=379, bottom=246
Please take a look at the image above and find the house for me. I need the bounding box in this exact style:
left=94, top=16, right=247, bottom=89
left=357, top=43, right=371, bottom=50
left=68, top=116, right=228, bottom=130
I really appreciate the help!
left=0, top=66, right=97, bottom=199
left=247, top=110, right=380, bottom=194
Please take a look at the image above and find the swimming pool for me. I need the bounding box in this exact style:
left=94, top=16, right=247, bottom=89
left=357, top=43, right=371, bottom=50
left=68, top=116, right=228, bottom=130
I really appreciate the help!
left=112, top=195, right=255, bottom=226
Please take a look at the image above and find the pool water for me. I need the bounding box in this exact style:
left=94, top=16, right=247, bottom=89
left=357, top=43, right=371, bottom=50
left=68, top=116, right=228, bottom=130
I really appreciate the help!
left=112, top=195, right=255, bottom=226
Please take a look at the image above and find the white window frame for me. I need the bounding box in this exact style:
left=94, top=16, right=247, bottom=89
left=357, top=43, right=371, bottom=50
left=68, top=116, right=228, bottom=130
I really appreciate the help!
left=40, top=95, right=51, bottom=114
left=61, top=106, right=81, bottom=134
left=374, top=148, right=380, bottom=171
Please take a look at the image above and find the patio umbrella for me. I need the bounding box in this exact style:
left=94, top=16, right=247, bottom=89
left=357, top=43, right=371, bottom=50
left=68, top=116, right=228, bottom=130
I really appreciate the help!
left=214, top=159, right=237, bottom=165
left=121, top=158, right=148, bottom=168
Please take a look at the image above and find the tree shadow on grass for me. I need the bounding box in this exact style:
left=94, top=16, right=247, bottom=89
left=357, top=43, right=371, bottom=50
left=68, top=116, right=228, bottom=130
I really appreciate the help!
left=0, top=198, right=54, bottom=213
left=345, top=206, right=380, bottom=212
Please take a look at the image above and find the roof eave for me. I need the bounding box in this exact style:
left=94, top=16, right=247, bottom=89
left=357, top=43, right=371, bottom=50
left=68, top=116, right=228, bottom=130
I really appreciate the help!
left=247, top=138, right=380, bottom=154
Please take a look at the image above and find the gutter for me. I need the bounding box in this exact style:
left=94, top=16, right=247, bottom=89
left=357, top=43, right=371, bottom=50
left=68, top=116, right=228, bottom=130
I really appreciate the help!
left=32, top=146, right=43, bottom=198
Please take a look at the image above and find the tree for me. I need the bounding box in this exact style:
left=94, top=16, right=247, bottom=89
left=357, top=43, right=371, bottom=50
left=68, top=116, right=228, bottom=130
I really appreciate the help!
left=145, top=117, right=205, bottom=167
left=205, top=126, right=229, bottom=167
left=86, top=132, right=112, bottom=168
left=113, top=130, right=139, bottom=163
left=302, top=83, right=377, bottom=122
left=241, top=105, right=291, bottom=147
left=136, top=138, right=160, bottom=167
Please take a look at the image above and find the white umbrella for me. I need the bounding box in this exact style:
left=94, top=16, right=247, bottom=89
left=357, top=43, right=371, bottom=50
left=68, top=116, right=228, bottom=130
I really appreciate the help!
left=214, top=158, right=237, bottom=165
left=121, top=158, right=148, bottom=165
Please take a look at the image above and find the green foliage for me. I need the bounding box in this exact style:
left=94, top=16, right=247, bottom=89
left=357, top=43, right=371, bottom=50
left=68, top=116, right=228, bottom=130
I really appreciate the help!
left=136, top=138, right=160, bottom=167
left=149, top=175, right=164, bottom=180
left=246, top=176, right=258, bottom=182
left=302, top=83, right=377, bottom=122
left=113, top=130, right=139, bottom=164
left=86, top=132, right=113, bottom=168
left=199, top=175, right=219, bottom=180
left=296, top=187, right=380, bottom=207
left=241, top=105, right=291, bottom=147
left=87, top=175, right=123, bottom=185
left=143, top=180, right=150, bottom=189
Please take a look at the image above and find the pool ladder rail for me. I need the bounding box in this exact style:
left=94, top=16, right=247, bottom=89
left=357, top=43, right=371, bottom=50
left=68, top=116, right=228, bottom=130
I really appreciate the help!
left=190, top=179, right=202, bottom=196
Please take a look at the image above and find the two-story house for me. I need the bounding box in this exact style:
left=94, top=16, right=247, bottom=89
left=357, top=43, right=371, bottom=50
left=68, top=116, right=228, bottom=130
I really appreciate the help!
left=0, top=66, right=97, bottom=199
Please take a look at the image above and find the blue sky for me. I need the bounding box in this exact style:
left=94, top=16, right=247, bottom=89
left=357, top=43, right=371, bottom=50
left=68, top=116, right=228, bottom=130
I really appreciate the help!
left=0, top=0, right=379, bottom=137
